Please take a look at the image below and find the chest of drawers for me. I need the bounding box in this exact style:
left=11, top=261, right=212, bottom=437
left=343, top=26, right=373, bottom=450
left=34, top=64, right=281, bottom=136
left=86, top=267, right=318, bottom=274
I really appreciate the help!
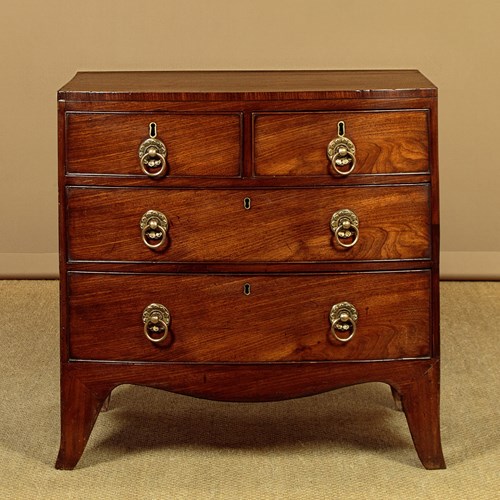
left=56, top=70, right=445, bottom=469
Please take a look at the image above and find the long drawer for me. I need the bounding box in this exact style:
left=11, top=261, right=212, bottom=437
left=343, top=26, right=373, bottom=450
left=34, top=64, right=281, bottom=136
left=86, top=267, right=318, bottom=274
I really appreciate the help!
left=68, top=271, right=431, bottom=362
left=66, top=185, right=431, bottom=262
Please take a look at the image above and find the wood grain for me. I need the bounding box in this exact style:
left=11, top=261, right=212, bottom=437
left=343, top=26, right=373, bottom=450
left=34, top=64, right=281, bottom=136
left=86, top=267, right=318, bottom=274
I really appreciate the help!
left=254, top=111, right=429, bottom=176
left=68, top=271, right=430, bottom=362
left=56, top=359, right=444, bottom=469
left=66, top=185, right=430, bottom=263
left=394, top=361, right=446, bottom=469
left=57, top=70, right=443, bottom=470
left=66, top=112, right=242, bottom=176
left=58, top=70, right=437, bottom=101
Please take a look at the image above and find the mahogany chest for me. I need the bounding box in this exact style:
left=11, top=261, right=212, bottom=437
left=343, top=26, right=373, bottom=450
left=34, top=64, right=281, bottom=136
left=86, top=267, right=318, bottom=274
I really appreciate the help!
left=56, top=70, right=445, bottom=469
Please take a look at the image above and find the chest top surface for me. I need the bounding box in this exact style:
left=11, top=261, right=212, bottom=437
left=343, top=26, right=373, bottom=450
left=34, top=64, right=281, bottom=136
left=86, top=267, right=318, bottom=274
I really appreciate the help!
left=58, top=70, right=437, bottom=101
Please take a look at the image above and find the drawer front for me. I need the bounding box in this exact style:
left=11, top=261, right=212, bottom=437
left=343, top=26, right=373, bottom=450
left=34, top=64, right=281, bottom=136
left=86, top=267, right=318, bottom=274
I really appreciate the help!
left=253, top=111, right=429, bottom=176
left=66, top=186, right=430, bottom=262
left=65, top=113, right=242, bottom=177
left=68, top=271, right=431, bottom=362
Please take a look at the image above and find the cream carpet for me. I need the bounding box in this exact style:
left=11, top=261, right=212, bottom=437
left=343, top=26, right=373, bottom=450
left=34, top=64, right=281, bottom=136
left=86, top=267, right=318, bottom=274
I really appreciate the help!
left=0, top=281, right=498, bottom=499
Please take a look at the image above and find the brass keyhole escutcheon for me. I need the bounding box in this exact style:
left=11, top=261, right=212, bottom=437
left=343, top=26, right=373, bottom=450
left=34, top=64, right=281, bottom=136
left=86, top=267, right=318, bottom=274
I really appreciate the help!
left=243, top=283, right=251, bottom=295
left=149, top=122, right=157, bottom=138
left=327, top=121, right=356, bottom=176
left=243, top=197, right=251, bottom=210
left=138, top=122, right=168, bottom=178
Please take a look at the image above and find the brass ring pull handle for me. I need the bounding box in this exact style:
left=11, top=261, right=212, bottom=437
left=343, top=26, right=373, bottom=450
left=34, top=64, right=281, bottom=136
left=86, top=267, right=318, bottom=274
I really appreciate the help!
left=140, top=210, right=169, bottom=250
left=142, top=303, right=170, bottom=343
left=329, top=302, right=358, bottom=343
left=330, top=209, right=359, bottom=248
left=138, top=122, right=168, bottom=178
left=139, top=146, right=167, bottom=178
left=327, top=121, right=356, bottom=176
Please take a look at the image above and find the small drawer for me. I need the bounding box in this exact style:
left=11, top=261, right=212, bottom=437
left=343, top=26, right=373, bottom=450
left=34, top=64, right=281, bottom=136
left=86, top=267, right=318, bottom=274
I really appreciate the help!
left=68, top=271, right=431, bottom=362
left=253, top=111, right=429, bottom=177
left=66, top=185, right=430, bottom=263
left=65, top=112, right=242, bottom=177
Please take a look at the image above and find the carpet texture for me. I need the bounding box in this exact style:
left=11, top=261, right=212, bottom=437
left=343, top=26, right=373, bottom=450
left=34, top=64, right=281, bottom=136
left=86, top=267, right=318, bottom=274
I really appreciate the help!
left=0, top=281, right=498, bottom=499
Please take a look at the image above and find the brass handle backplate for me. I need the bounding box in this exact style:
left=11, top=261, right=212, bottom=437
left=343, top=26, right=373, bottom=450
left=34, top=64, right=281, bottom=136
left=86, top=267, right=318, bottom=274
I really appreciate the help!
left=138, top=122, right=168, bottom=178
left=330, top=209, right=359, bottom=248
left=140, top=210, right=169, bottom=250
left=142, top=303, right=171, bottom=343
left=329, top=302, right=358, bottom=343
left=327, top=121, right=356, bottom=176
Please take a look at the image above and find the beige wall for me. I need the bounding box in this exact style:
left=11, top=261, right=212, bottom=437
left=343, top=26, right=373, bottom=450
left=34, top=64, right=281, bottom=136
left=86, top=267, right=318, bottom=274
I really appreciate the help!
left=1, top=0, right=499, bottom=278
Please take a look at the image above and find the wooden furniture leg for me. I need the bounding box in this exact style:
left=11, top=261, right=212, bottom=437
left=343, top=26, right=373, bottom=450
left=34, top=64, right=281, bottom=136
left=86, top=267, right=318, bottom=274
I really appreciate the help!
left=101, top=393, right=112, bottom=412
left=55, top=372, right=113, bottom=470
left=391, top=386, right=403, bottom=411
left=395, top=362, right=446, bottom=470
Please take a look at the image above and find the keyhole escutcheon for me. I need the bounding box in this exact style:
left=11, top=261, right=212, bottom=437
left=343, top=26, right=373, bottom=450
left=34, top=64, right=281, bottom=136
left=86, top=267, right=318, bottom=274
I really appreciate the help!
left=338, top=121, right=345, bottom=137
left=149, top=122, right=157, bottom=138
left=243, top=197, right=251, bottom=210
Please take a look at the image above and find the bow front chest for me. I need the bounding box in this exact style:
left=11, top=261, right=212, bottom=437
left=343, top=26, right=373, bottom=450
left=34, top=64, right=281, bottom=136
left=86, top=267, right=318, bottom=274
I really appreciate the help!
left=56, top=70, right=445, bottom=469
